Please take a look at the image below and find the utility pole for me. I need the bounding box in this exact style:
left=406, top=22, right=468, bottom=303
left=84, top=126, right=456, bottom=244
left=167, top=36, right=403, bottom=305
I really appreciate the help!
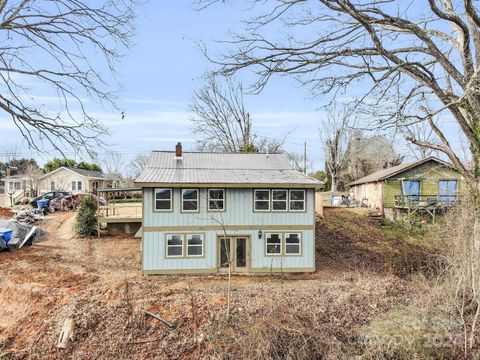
left=303, top=142, right=307, bottom=174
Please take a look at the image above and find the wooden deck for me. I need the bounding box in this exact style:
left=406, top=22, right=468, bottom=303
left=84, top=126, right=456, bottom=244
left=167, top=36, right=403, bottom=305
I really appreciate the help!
left=393, top=194, right=457, bottom=222
left=97, top=203, right=142, bottom=223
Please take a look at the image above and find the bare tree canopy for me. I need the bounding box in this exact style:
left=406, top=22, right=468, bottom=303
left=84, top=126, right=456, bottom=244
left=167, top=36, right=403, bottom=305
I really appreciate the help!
left=348, top=131, right=403, bottom=180
left=0, top=0, right=138, bottom=156
left=128, top=154, right=149, bottom=179
left=199, top=0, right=480, bottom=190
left=190, top=76, right=286, bottom=153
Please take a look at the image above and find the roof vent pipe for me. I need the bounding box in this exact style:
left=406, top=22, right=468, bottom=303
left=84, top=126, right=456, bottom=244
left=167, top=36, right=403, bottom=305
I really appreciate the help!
left=175, top=142, right=182, bottom=159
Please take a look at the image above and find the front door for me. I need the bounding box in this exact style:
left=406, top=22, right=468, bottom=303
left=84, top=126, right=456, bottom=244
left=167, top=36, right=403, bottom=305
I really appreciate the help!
left=218, top=237, right=249, bottom=273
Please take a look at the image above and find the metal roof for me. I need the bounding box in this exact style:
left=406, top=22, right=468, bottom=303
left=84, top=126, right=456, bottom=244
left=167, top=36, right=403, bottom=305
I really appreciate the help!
left=348, top=157, right=454, bottom=186
left=135, top=151, right=321, bottom=187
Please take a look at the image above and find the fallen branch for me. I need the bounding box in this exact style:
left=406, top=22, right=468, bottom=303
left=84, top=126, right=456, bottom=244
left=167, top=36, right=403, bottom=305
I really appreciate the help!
left=57, top=318, right=75, bottom=349
left=129, top=337, right=165, bottom=345
left=144, top=310, right=174, bottom=329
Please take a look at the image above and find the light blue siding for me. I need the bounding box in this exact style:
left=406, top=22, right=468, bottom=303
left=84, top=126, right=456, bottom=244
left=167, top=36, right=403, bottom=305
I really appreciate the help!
left=143, top=229, right=315, bottom=272
left=143, top=188, right=314, bottom=227
left=142, top=188, right=316, bottom=273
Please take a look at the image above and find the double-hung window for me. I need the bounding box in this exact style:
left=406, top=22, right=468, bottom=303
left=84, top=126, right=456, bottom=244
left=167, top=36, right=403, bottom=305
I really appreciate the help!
left=289, top=190, right=305, bottom=211
left=265, top=233, right=282, bottom=255
left=208, top=189, right=225, bottom=211
left=50, top=181, right=56, bottom=191
left=77, top=181, right=82, bottom=191
left=166, top=234, right=184, bottom=257
left=254, top=190, right=270, bottom=211
left=182, top=189, right=199, bottom=212
left=72, top=181, right=77, bottom=191
left=285, top=233, right=302, bottom=255
left=155, top=188, right=173, bottom=211
left=187, top=234, right=204, bottom=256
left=272, top=190, right=288, bottom=211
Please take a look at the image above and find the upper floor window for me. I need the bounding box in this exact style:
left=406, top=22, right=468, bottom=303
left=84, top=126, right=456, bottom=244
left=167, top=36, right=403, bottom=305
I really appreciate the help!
left=289, top=190, right=305, bottom=211
left=155, top=188, right=172, bottom=211
left=254, top=190, right=270, bottom=211
left=272, top=190, right=288, bottom=211
left=50, top=181, right=56, bottom=191
left=208, top=189, right=225, bottom=211
left=182, top=189, right=199, bottom=212
left=72, top=181, right=76, bottom=191
left=77, top=181, right=82, bottom=191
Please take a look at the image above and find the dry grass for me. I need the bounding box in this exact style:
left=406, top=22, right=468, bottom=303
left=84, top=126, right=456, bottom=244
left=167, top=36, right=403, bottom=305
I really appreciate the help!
left=0, top=208, right=466, bottom=359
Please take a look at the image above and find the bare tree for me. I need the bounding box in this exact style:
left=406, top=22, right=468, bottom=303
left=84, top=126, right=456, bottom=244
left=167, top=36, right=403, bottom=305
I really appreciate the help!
left=321, top=108, right=351, bottom=192
left=191, top=76, right=286, bottom=153
left=0, top=1, right=138, bottom=156
left=198, top=0, right=480, bottom=191
left=403, top=123, right=438, bottom=160
left=128, top=154, right=149, bottom=179
left=348, top=131, right=403, bottom=179
left=191, top=76, right=254, bottom=152
left=102, top=152, right=125, bottom=175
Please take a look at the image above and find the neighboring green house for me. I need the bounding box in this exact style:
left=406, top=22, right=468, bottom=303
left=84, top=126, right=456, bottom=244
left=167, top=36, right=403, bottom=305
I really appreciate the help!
left=348, top=157, right=464, bottom=221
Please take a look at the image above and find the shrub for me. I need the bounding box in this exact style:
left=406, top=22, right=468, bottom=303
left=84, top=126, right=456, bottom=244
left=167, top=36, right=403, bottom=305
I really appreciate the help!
left=75, top=195, right=98, bottom=237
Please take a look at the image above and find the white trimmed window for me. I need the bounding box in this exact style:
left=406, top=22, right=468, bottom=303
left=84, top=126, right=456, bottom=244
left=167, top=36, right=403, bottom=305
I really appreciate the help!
left=77, top=181, right=82, bottom=191
left=208, top=189, right=225, bottom=211
left=285, top=233, right=302, bottom=255
left=72, top=181, right=77, bottom=191
left=155, top=188, right=172, bottom=211
left=50, top=181, right=55, bottom=191
left=289, top=190, right=305, bottom=211
left=187, top=234, right=204, bottom=256
left=182, top=189, right=199, bottom=212
left=272, top=190, right=288, bottom=211
left=166, top=234, right=184, bottom=257
left=254, top=190, right=270, bottom=211
left=266, top=233, right=282, bottom=255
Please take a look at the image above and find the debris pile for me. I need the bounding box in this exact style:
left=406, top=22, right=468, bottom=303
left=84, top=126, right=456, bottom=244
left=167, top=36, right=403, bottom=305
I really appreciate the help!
left=0, top=207, right=14, bottom=218
left=15, top=208, right=38, bottom=224
left=0, top=220, right=46, bottom=252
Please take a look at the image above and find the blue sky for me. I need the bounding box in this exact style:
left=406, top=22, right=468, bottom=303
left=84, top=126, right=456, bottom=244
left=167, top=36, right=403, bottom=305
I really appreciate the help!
left=0, top=0, right=327, bottom=170
left=0, top=1, right=468, bottom=171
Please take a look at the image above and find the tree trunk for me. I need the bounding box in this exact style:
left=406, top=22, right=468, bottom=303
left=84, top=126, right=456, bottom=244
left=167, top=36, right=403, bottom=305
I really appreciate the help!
left=330, top=175, right=336, bottom=193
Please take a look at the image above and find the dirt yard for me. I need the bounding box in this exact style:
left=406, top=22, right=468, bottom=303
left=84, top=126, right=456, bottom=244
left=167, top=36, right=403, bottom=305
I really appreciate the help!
left=0, top=209, right=431, bottom=359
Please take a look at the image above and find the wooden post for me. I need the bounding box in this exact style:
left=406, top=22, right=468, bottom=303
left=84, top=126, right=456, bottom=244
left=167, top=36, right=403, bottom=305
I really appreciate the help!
left=97, top=195, right=100, bottom=239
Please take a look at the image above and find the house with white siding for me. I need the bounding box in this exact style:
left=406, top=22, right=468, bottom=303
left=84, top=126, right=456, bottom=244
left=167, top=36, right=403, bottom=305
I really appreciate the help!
left=38, top=167, right=107, bottom=194
left=135, top=143, right=322, bottom=275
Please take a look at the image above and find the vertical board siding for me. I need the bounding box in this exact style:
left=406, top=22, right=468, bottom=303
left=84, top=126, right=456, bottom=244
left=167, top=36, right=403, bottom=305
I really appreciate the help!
left=143, top=188, right=314, bottom=227
left=143, top=229, right=315, bottom=271
left=142, top=188, right=316, bottom=272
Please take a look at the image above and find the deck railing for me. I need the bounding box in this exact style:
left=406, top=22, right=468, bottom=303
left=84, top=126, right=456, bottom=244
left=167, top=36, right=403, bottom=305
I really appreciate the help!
left=394, top=194, right=457, bottom=208
left=98, top=203, right=142, bottom=220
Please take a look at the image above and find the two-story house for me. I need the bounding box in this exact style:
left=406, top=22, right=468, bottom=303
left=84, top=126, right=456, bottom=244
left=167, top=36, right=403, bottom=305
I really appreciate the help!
left=135, top=143, right=322, bottom=275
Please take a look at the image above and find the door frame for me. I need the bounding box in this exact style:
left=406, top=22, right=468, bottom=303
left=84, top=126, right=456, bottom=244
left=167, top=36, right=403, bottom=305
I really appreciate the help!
left=216, top=235, right=251, bottom=273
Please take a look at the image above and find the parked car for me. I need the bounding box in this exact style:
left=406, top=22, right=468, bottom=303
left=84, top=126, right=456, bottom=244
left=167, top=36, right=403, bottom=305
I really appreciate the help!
left=30, top=191, right=69, bottom=208
left=49, top=195, right=74, bottom=211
